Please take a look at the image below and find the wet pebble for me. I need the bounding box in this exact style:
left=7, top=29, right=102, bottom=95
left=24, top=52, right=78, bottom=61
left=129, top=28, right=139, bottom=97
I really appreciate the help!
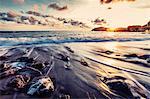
left=146, top=58, right=150, bottom=63
left=80, top=59, right=88, bottom=66
left=123, top=54, right=138, bottom=58
left=138, top=55, right=150, bottom=60
left=64, top=46, right=74, bottom=53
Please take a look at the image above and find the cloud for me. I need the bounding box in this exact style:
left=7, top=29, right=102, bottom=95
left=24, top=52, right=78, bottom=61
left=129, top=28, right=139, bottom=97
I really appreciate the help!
left=100, top=0, right=136, bottom=4
left=33, top=4, right=39, bottom=11
left=13, top=0, right=25, bottom=4
left=41, top=4, right=47, bottom=12
left=48, top=3, right=68, bottom=11
left=136, top=4, right=150, bottom=9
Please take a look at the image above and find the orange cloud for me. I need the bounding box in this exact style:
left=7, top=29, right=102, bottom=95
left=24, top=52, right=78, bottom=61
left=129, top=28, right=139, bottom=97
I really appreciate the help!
left=33, top=4, right=39, bottom=11
left=13, top=0, right=25, bottom=4
left=41, top=4, right=47, bottom=12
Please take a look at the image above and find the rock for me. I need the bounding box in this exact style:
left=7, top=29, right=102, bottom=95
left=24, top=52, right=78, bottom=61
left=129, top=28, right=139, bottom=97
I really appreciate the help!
left=103, top=51, right=114, bottom=55
left=0, top=56, right=8, bottom=60
left=123, top=54, right=138, bottom=58
left=147, top=58, right=150, bottom=63
left=58, top=54, right=70, bottom=62
left=31, top=63, right=45, bottom=70
left=18, top=67, right=43, bottom=78
left=64, top=46, right=74, bottom=53
left=64, top=63, right=71, bottom=70
left=11, top=62, right=26, bottom=69
left=27, top=76, right=54, bottom=96
left=0, top=68, right=19, bottom=79
left=0, top=63, right=10, bottom=72
left=108, top=7, right=112, bottom=9
left=6, top=74, right=30, bottom=89
left=106, top=80, right=134, bottom=98
left=16, top=57, right=34, bottom=63
left=80, top=59, right=88, bottom=66
left=138, top=55, right=150, bottom=60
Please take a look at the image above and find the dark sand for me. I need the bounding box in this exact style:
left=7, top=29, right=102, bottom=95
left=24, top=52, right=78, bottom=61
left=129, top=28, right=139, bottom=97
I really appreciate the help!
left=0, top=42, right=150, bottom=98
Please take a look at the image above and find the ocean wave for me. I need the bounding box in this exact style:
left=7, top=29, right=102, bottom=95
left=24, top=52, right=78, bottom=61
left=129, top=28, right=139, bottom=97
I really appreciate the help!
left=0, top=31, right=150, bottom=46
left=0, top=37, right=150, bottom=47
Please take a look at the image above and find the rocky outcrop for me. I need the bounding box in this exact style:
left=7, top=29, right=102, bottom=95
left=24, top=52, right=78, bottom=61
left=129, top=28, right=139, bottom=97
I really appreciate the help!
left=92, top=27, right=107, bottom=31
left=92, top=21, right=150, bottom=32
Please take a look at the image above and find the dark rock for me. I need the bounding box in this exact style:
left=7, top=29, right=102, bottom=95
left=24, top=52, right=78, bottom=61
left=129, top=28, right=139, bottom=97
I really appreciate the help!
left=147, top=58, right=150, bottom=63
left=31, top=63, right=45, bottom=70
left=18, top=67, right=43, bottom=78
left=6, top=74, right=30, bottom=89
left=11, top=62, right=26, bottom=69
left=104, top=51, right=114, bottom=55
left=27, top=76, right=54, bottom=96
left=106, top=80, right=134, bottom=98
left=0, top=63, right=10, bottom=72
left=16, top=57, right=34, bottom=63
left=138, top=55, right=150, bottom=60
left=0, top=56, right=8, bottom=60
left=64, top=46, right=74, bottom=53
left=80, top=59, right=88, bottom=66
left=123, top=54, right=138, bottom=58
left=58, top=54, right=70, bottom=62
left=0, top=68, right=19, bottom=79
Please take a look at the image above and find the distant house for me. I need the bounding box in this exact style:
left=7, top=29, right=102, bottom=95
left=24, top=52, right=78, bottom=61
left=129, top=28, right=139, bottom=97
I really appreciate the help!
left=143, top=21, right=150, bottom=31
left=127, top=25, right=145, bottom=32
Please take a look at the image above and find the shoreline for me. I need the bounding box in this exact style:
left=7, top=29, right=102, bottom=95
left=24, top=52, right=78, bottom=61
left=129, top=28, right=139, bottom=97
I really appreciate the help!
left=0, top=23, right=91, bottom=32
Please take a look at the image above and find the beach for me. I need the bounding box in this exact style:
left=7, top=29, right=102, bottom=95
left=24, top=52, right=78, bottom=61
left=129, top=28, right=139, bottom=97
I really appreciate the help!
left=0, top=0, right=150, bottom=98
left=0, top=31, right=150, bottom=98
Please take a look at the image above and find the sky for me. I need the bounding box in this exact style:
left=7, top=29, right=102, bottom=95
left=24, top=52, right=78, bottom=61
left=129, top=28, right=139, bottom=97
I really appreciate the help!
left=0, top=0, right=150, bottom=27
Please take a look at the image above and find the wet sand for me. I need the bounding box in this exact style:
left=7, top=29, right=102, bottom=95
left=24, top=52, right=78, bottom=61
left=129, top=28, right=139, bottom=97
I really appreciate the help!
left=0, top=40, right=150, bottom=98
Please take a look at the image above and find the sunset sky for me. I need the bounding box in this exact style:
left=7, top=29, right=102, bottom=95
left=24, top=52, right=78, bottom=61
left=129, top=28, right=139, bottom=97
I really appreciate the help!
left=0, top=0, right=150, bottom=27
